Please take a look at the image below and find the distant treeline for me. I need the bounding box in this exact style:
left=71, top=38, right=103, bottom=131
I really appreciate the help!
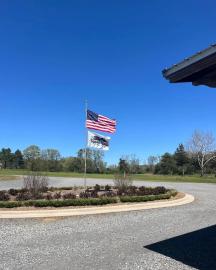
left=1, top=131, right=216, bottom=176
left=0, top=146, right=143, bottom=174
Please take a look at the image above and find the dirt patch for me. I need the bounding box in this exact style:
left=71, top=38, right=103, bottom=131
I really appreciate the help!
left=0, top=176, right=20, bottom=181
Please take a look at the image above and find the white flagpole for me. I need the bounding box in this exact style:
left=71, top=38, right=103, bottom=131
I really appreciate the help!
left=84, top=100, right=88, bottom=188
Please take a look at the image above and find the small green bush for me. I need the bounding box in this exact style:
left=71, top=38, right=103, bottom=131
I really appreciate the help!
left=26, top=197, right=118, bottom=208
left=0, top=201, right=23, bottom=208
left=168, top=189, right=178, bottom=197
left=120, top=193, right=172, bottom=203
left=0, top=197, right=118, bottom=208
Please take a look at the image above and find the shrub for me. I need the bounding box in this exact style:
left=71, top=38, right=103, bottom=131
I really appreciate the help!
left=0, top=197, right=117, bottom=208
left=0, top=201, right=23, bottom=208
left=120, top=193, right=171, bottom=203
left=137, top=186, right=153, bottom=195
left=8, top=189, right=19, bottom=196
left=44, top=193, right=53, bottom=200
left=152, top=186, right=167, bottom=195
left=62, top=192, right=76, bottom=200
left=79, top=191, right=89, bottom=198
left=79, top=191, right=98, bottom=198
left=23, top=197, right=118, bottom=208
left=126, top=185, right=137, bottom=195
left=23, top=172, right=49, bottom=194
left=16, top=192, right=33, bottom=201
left=168, top=189, right=178, bottom=197
left=114, top=173, right=133, bottom=194
left=105, top=185, right=111, bottom=191
left=32, top=193, right=44, bottom=200
left=20, top=188, right=28, bottom=194
left=94, top=184, right=101, bottom=192
left=0, top=191, right=10, bottom=201
left=53, top=192, right=61, bottom=200
left=99, top=190, right=117, bottom=197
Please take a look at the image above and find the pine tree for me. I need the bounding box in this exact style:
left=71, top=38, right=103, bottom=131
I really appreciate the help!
left=158, top=153, right=177, bottom=175
left=0, top=148, right=13, bottom=169
left=14, top=150, right=24, bottom=169
left=174, top=144, right=189, bottom=176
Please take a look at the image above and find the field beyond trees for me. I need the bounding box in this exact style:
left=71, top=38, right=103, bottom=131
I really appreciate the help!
left=1, top=169, right=216, bottom=183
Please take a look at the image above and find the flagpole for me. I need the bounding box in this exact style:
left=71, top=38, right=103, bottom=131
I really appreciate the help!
left=84, top=100, right=88, bottom=188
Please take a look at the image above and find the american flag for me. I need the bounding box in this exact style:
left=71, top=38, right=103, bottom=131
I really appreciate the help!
left=86, top=110, right=116, bottom=134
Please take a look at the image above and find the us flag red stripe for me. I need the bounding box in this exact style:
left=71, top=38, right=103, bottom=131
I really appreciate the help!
left=86, top=110, right=116, bottom=134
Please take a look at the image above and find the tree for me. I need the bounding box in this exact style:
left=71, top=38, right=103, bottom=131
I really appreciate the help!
left=155, top=153, right=176, bottom=175
left=128, top=155, right=141, bottom=174
left=77, top=149, right=92, bottom=159
left=77, top=149, right=106, bottom=173
left=147, top=156, right=159, bottom=173
left=118, top=158, right=130, bottom=176
left=92, top=150, right=105, bottom=173
left=0, top=148, right=13, bottom=169
left=188, top=130, right=216, bottom=176
left=41, top=149, right=61, bottom=161
left=174, top=144, right=189, bottom=176
left=23, top=145, right=41, bottom=171
left=14, top=150, right=24, bottom=169
left=41, top=149, right=61, bottom=171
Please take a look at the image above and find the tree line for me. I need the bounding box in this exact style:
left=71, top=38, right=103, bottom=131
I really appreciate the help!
left=0, top=145, right=107, bottom=173
left=148, top=131, right=216, bottom=176
left=1, top=131, right=216, bottom=176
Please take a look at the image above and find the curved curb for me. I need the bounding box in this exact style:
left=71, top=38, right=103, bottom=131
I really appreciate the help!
left=0, top=193, right=194, bottom=219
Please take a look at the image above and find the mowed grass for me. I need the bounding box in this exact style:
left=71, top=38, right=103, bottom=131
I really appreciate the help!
left=0, top=169, right=216, bottom=183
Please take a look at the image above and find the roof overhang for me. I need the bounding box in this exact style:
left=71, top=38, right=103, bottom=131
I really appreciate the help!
left=163, top=44, right=216, bottom=87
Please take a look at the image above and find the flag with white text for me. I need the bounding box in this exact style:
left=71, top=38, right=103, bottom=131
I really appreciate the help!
left=87, top=131, right=110, bottom=151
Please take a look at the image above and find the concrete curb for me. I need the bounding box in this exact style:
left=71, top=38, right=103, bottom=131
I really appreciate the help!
left=0, top=193, right=194, bottom=219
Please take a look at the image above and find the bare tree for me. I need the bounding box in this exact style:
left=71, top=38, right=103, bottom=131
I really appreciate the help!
left=188, top=130, right=216, bottom=176
left=147, top=156, right=159, bottom=173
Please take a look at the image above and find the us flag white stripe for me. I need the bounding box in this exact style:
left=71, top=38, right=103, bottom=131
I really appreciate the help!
left=86, top=120, right=116, bottom=133
left=98, top=115, right=116, bottom=125
left=86, top=125, right=115, bottom=133
left=86, top=121, right=115, bottom=131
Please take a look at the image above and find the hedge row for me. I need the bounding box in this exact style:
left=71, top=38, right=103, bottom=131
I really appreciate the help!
left=0, top=190, right=178, bottom=208
left=119, top=190, right=177, bottom=203
left=0, top=197, right=118, bottom=208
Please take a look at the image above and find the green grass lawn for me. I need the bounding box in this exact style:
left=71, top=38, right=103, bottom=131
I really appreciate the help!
left=0, top=169, right=216, bottom=183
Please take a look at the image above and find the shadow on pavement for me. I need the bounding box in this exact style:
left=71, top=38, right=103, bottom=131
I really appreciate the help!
left=145, top=225, right=216, bottom=270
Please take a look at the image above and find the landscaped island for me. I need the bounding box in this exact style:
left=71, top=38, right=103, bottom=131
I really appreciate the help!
left=0, top=183, right=177, bottom=209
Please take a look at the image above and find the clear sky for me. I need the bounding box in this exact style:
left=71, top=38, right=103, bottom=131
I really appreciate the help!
left=1, top=1, right=216, bottom=164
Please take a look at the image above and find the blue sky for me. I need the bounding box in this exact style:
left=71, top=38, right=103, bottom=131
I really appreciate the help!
left=1, top=1, right=216, bottom=164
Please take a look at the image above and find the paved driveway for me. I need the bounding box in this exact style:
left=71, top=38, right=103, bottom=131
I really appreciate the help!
left=0, top=179, right=216, bottom=270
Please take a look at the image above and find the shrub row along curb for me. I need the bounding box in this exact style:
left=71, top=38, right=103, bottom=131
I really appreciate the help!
left=119, top=191, right=176, bottom=203
left=0, top=190, right=177, bottom=208
left=0, top=197, right=118, bottom=208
